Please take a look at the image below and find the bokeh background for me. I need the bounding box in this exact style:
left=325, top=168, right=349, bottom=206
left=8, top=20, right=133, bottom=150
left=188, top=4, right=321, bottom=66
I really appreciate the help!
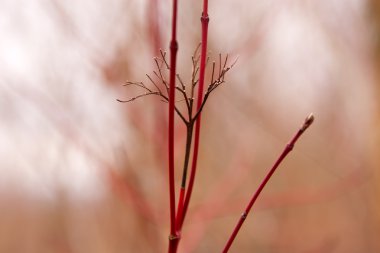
left=1, top=0, right=380, bottom=252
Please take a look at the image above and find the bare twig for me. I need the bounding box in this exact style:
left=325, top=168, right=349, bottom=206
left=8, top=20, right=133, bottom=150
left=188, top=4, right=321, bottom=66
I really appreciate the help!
left=222, top=114, right=315, bottom=253
left=167, top=0, right=179, bottom=252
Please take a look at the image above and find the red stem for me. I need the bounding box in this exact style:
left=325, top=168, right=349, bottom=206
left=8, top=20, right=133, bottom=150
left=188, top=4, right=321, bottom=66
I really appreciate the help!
left=178, top=0, right=209, bottom=230
left=222, top=114, right=314, bottom=253
left=168, top=0, right=179, bottom=252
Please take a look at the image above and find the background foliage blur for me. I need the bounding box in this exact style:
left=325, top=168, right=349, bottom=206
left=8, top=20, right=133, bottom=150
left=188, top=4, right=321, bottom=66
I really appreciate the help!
left=1, top=0, right=379, bottom=252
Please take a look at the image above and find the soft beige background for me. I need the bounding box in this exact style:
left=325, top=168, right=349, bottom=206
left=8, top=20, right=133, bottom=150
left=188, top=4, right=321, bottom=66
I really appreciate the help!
left=0, top=0, right=379, bottom=252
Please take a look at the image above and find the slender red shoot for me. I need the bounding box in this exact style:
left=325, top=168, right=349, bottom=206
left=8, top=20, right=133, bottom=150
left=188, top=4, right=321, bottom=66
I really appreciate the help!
left=222, top=113, right=315, bottom=253
left=168, top=0, right=179, bottom=252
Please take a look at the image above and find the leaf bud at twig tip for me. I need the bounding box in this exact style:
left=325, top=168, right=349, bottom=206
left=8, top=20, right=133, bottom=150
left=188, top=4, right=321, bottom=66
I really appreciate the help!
left=301, top=113, right=314, bottom=131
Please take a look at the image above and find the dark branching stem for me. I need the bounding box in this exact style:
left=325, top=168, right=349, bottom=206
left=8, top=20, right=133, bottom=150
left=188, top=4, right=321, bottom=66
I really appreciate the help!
left=222, top=113, right=315, bottom=253
left=175, top=121, right=194, bottom=232
left=180, top=124, right=194, bottom=189
left=117, top=51, right=236, bottom=126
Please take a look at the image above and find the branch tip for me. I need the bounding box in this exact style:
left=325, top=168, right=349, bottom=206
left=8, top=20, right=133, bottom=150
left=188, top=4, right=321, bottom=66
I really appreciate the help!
left=301, top=113, right=314, bottom=131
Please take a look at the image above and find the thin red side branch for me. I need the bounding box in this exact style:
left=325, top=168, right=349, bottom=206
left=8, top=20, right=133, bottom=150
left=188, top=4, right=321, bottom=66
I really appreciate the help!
left=178, top=0, right=209, bottom=230
left=222, top=114, right=315, bottom=253
left=168, top=0, right=179, bottom=252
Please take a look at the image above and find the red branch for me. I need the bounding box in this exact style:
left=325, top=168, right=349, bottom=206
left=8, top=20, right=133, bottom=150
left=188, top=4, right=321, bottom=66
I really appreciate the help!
left=222, top=114, right=315, bottom=253
left=167, top=0, right=179, bottom=252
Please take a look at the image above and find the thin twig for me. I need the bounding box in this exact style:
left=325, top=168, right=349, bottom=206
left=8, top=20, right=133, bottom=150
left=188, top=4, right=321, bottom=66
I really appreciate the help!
left=222, top=114, right=315, bottom=253
left=167, top=0, right=179, bottom=252
left=146, top=74, right=163, bottom=95
left=160, top=49, right=170, bottom=69
left=117, top=92, right=160, bottom=103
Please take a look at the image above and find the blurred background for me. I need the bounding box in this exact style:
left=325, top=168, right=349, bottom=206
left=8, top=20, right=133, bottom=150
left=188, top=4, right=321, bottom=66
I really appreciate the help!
left=1, top=0, right=380, bottom=252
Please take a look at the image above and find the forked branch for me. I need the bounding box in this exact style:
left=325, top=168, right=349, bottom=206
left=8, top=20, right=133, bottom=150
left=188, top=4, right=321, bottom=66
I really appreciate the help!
left=117, top=49, right=237, bottom=125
